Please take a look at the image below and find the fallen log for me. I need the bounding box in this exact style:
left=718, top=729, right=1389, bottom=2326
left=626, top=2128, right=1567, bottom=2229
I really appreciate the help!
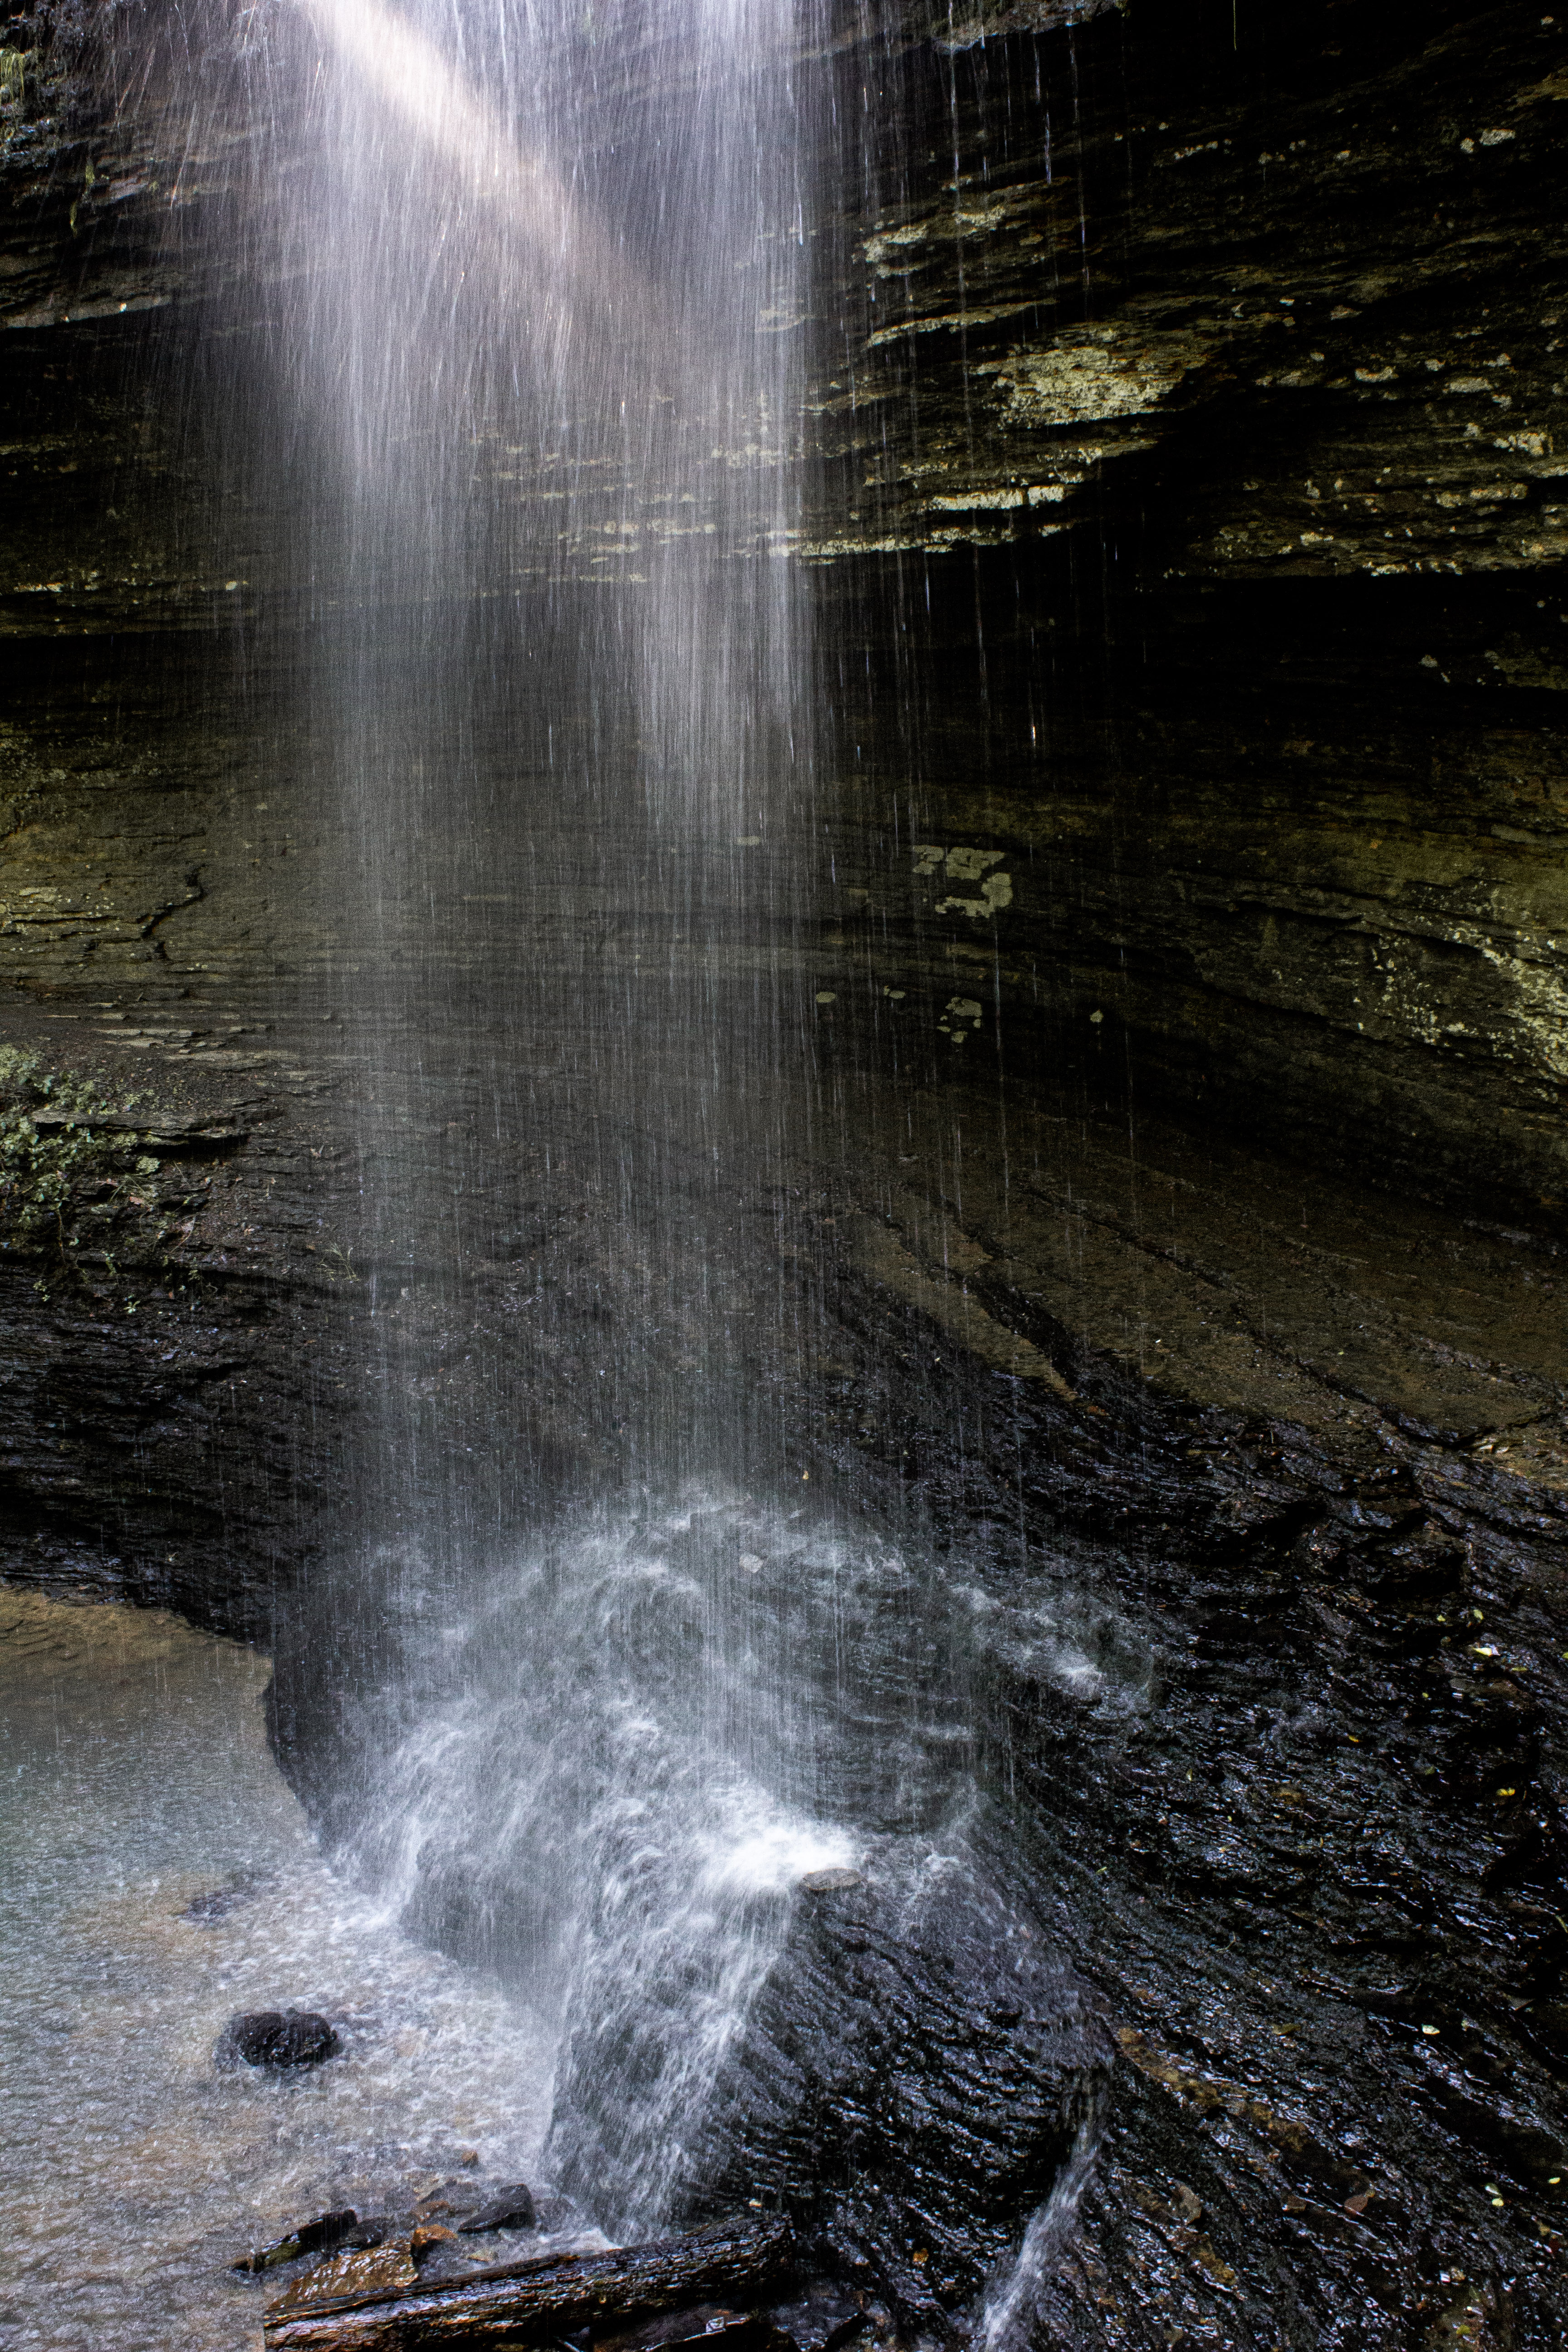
left=263, top=2212, right=798, bottom=2352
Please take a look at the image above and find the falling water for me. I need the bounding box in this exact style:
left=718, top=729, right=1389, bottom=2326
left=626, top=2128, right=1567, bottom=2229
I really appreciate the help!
left=87, top=0, right=1118, bottom=2299
left=227, top=0, right=872, bottom=2234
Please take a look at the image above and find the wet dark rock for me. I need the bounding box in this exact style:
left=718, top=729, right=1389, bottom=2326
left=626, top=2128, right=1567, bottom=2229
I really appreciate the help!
left=674, top=1850, right=1112, bottom=2325
left=216, top=2010, right=342, bottom=2071
left=233, top=2211, right=362, bottom=2275
left=338, top=2219, right=394, bottom=2251
left=457, top=2183, right=538, bottom=2234
left=597, top=2305, right=789, bottom=2352
left=764, top=2288, right=867, bottom=2352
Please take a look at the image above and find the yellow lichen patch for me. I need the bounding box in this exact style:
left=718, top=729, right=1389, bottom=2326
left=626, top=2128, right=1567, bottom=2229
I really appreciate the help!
left=0, top=49, right=28, bottom=110
left=986, top=324, right=1215, bottom=425
left=937, top=873, right=1013, bottom=918
left=912, top=844, right=1015, bottom=919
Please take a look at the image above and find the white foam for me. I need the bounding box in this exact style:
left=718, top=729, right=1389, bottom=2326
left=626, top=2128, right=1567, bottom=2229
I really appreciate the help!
left=699, top=1812, right=858, bottom=1894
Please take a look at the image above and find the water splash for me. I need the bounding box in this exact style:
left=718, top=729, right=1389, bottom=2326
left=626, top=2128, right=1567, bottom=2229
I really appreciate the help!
left=327, top=1491, right=986, bottom=2230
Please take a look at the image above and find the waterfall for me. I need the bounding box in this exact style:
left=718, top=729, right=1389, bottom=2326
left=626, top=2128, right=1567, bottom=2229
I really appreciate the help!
left=229, top=0, right=861, bottom=2235
left=103, top=0, right=1114, bottom=2284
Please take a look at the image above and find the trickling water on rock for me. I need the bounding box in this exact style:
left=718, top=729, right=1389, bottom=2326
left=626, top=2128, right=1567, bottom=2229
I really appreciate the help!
left=273, top=1489, right=1126, bottom=2262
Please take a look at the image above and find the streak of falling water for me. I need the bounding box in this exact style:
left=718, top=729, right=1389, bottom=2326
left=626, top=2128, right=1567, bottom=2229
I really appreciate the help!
left=980, top=2115, right=1105, bottom=2352
left=200, top=0, right=853, bottom=2236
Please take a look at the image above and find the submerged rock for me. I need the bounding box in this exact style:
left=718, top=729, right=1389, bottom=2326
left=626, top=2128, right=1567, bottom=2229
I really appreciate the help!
left=181, top=1873, right=268, bottom=1924
left=216, top=2009, right=341, bottom=2070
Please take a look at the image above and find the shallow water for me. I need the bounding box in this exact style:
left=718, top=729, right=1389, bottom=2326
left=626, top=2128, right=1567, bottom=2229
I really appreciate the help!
left=0, top=1588, right=563, bottom=2352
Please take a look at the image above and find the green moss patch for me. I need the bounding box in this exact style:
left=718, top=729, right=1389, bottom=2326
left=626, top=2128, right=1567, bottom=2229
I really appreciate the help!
left=0, top=1048, right=200, bottom=1285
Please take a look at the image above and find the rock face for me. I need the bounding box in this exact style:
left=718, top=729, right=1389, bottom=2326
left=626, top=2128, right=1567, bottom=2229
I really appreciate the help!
left=5, top=0, right=1564, bottom=1215
left=2, top=0, right=1566, bottom=2346
left=803, top=0, right=1568, bottom=1222
left=676, top=1853, right=1113, bottom=2327
left=824, top=0, right=1568, bottom=582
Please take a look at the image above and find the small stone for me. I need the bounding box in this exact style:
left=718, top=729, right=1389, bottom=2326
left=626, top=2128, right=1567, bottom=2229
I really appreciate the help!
left=230, top=2209, right=358, bottom=2274
left=799, top=1868, right=863, bottom=1894
left=215, top=2009, right=341, bottom=2069
left=410, top=2224, right=459, bottom=2265
left=341, top=2217, right=394, bottom=2249
left=457, top=2182, right=539, bottom=2233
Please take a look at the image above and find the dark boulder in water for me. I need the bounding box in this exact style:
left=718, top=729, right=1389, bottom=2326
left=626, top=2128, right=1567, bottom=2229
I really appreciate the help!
left=456, top=2183, right=538, bottom=2233
left=216, top=2009, right=342, bottom=2070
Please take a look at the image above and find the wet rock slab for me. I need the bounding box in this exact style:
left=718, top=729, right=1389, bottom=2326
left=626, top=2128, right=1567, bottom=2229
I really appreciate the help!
left=673, top=1854, right=1111, bottom=2327
left=458, top=2184, right=539, bottom=2234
